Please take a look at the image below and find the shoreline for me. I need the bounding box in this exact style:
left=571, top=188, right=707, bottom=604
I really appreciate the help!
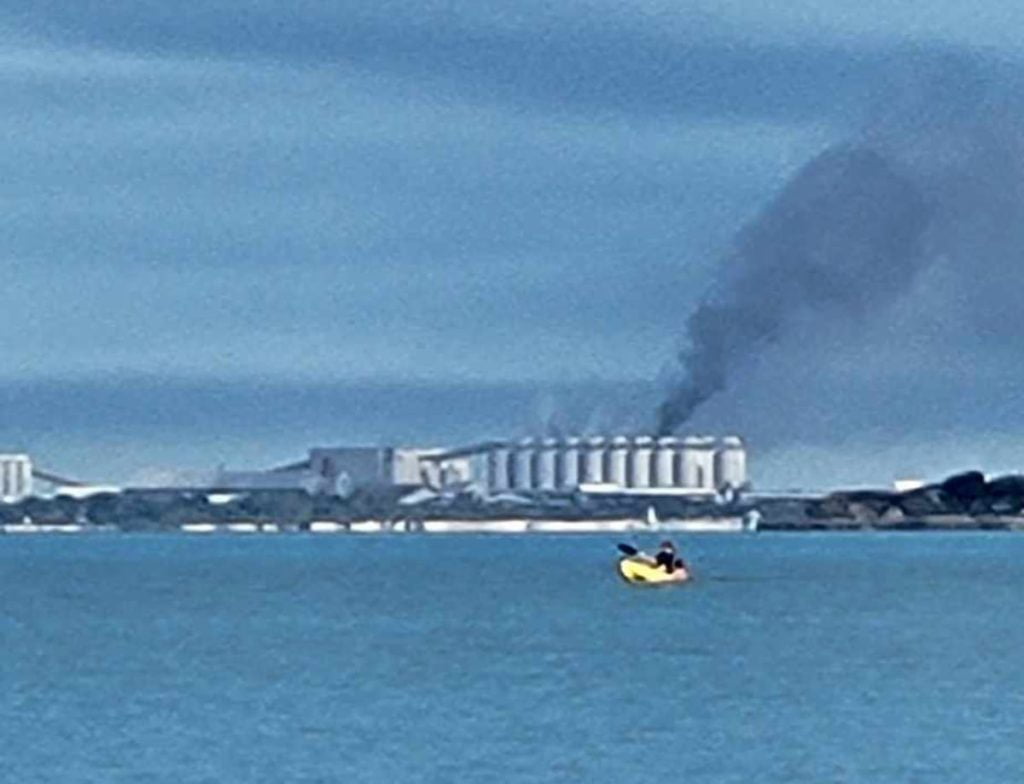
left=4, top=515, right=1024, bottom=534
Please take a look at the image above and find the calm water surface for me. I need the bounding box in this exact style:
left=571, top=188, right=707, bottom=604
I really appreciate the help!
left=3, top=533, right=1022, bottom=783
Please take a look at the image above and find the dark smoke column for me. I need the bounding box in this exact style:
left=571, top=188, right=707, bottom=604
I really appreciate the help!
left=658, top=146, right=931, bottom=434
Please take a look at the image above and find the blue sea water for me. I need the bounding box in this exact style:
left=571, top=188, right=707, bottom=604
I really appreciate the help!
left=3, top=532, right=1023, bottom=783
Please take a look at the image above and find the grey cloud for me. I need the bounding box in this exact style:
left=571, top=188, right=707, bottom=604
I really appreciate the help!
left=0, top=374, right=656, bottom=483
left=1, top=2, right=999, bottom=123
left=1, top=49, right=816, bottom=272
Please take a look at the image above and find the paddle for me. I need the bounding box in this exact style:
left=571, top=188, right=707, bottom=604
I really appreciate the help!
left=616, top=542, right=639, bottom=556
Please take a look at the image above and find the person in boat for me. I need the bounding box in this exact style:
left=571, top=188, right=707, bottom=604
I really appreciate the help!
left=653, top=540, right=685, bottom=574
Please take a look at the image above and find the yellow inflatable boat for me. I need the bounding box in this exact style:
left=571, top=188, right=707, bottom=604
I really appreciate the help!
left=617, top=557, right=692, bottom=585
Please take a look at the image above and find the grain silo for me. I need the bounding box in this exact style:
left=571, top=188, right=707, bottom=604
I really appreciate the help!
left=512, top=438, right=536, bottom=491
left=536, top=438, right=559, bottom=491
left=653, top=436, right=679, bottom=487
left=486, top=443, right=512, bottom=492
left=559, top=437, right=582, bottom=489
left=629, top=436, right=654, bottom=488
left=681, top=436, right=716, bottom=490
left=583, top=436, right=606, bottom=484
left=607, top=436, right=630, bottom=487
left=714, top=436, right=747, bottom=490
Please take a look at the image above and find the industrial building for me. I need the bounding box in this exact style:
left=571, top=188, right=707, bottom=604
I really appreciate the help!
left=0, top=454, right=33, bottom=502
left=217, top=446, right=476, bottom=496
left=450, top=435, right=748, bottom=495
left=255, top=436, right=748, bottom=497
left=306, top=445, right=472, bottom=494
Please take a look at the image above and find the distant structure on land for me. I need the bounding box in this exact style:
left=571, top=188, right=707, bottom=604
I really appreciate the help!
left=466, top=435, right=746, bottom=495
left=0, top=454, right=33, bottom=502
left=219, top=436, right=749, bottom=497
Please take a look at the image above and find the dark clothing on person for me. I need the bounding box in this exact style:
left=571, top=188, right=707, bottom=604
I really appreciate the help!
left=654, top=549, right=677, bottom=573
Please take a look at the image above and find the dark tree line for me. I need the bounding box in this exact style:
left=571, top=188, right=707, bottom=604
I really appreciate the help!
left=2, top=484, right=749, bottom=531
left=806, top=471, right=1024, bottom=524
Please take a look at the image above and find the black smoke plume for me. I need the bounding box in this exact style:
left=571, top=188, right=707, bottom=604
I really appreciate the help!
left=657, top=52, right=1024, bottom=439
left=657, top=146, right=931, bottom=433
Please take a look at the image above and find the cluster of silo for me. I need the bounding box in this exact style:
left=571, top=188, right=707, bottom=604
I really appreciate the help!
left=482, top=436, right=747, bottom=493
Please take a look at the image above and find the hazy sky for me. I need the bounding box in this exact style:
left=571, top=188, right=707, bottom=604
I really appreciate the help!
left=3, top=2, right=1023, bottom=487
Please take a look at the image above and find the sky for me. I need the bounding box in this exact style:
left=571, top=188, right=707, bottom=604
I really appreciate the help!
left=3, top=1, right=1024, bottom=488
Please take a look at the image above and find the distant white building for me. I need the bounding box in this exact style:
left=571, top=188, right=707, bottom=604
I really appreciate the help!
left=0, top=454, right=33, bottom=502
left=308, top=446, right=470, bottom=494
left=211, top=446, right=471, bottom=497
